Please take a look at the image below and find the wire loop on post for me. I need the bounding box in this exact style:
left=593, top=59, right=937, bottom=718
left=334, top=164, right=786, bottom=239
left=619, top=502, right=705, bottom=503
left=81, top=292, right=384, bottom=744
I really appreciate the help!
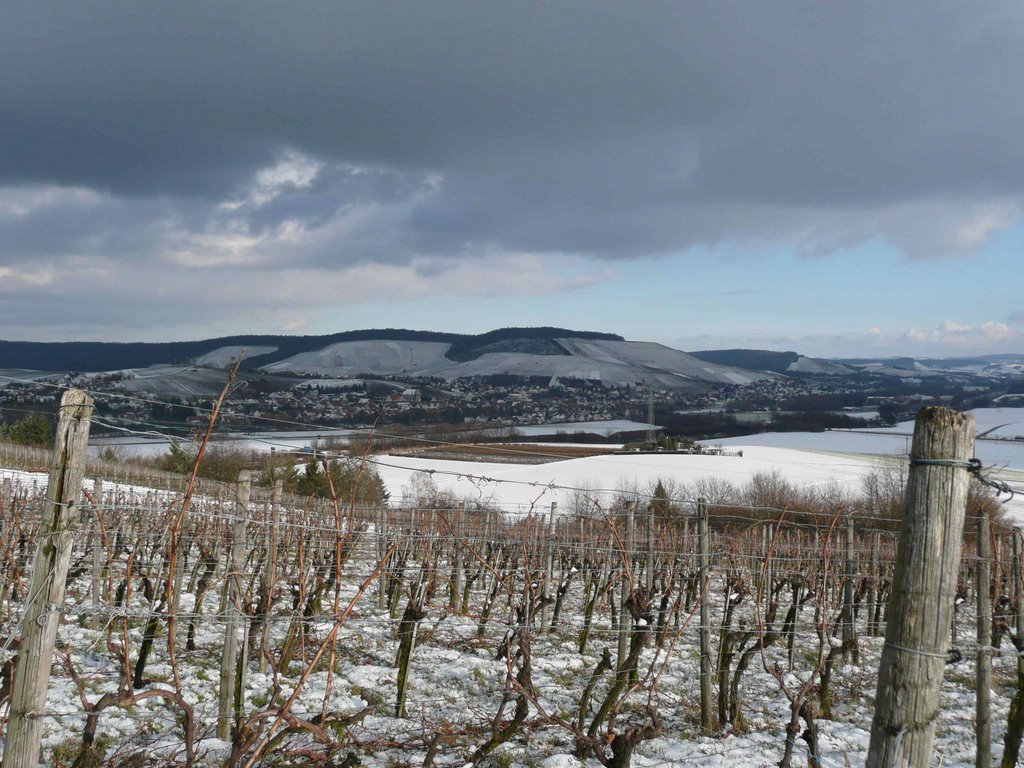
left=908, top=456, right=1015, bottom=503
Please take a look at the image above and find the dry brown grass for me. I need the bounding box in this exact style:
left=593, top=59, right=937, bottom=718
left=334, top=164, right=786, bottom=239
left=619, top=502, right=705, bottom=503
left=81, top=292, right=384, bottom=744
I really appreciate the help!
left=389, top=442, right=614, bottom=464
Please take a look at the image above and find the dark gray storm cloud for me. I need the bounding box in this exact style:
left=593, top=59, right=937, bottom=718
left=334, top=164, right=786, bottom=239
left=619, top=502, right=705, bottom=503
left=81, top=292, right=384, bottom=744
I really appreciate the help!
left=1, top=0, right=1023, bottom=333
left=5, top=1, right=1019, bottom=197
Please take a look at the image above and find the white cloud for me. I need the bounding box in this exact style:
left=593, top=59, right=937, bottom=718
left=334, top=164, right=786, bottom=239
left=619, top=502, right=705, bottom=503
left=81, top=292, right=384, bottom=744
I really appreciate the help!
left=0, top=184, right=103, bottom=220
left=0, top=264, right=56, bottom=287
left=219, top=149, right=325, bottom=211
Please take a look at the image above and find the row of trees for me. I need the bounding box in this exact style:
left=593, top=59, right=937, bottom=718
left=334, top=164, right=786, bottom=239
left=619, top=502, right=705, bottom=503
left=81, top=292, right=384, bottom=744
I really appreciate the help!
left=152, top=441, right=390, bottom=503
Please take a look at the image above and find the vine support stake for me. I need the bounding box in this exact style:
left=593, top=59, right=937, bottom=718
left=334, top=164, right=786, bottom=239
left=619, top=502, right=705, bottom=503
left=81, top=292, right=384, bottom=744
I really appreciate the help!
left=977, top=502, right=992, bottom=768
left=2, top=388, right=94, bottom=768
left=698, top=496, right=714, bottom=734
left=90, top=477, right=104, bottom=630
left=218, top=469, right=251, bottom=740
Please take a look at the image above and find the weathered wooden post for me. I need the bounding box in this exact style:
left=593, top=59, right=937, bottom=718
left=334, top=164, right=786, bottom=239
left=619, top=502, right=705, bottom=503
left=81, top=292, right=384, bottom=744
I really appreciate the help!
left=646, top=500, right=656, bottom=596
left=257, top=479, right=281, bottom=675
left=90, top=478, right=104, bottom=630
left=395, top=572, right=427, bottom=718
left=218, top=469, right=251, bottom=740
left=698, top=497, right=714, bottom=734
left=1002, top=530, right=1024, bottom=768
left=617, top=501, right=635, bottom=677
left=761, top=521, right=774, bottom=596
left=866, top=407, right=974, bottom=768
left=977, top=505, right=992, bottom=768
left=866, top=532, right=879, bottom=636
left=2, top=389, right=94, bottom=768
left=540, top=501, right=556, bottom=629
left=378, top=505, right=389, bottom=611
left=0, top=477, right=12, bottom=625
left=842, top=517, right=859, bottom=663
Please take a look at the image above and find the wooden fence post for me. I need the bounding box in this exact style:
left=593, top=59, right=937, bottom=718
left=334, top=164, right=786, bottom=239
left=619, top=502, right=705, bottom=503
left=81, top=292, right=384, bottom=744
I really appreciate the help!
left=218, top=469, right=251, bottom=740
left=977, top=504, right=992, bottom=768
left=2, top=389, right=94, bottom=768
left=698, top=497, right=714, bottom=734
left=866, top=407, right=974, bottom=768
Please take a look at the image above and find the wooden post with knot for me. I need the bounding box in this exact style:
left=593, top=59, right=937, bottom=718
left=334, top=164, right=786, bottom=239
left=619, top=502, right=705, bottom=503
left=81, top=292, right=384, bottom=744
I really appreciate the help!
left=866, top=406, right=973, bottom=768
left=218, top=469, right=251, bottom=740
left=2, top=389, right=94, bottom=768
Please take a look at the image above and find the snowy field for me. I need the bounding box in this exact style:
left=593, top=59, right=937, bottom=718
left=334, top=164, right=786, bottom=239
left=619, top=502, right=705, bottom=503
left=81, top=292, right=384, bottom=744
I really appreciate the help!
left=376, top=409, right=1024, bottom=524
left=1, top=437, right=1020, bottom=767
left=706, top=408, right=1024, bottom=481
left=867, top=407, right=1024, bottom=440
left=376, top=446, right=1024, bottom=523
left=0, top=462, right=1016, bottom=768
left=375, top=447, right=881, bottom=514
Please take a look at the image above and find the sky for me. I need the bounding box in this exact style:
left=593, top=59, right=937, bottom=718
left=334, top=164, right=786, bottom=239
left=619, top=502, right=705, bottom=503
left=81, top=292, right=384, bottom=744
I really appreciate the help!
left=1, top=0, right=1022, bottom=357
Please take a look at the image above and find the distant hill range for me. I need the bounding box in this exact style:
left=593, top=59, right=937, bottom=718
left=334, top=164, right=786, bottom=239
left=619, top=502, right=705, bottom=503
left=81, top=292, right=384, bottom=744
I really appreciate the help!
left=2, top=327, right=769, bottom=392
left=3, top=331, right=1019, bottom=394
left=837, top=354, right=1024, bottom=377
left=688, top=349, right=855, bottom=375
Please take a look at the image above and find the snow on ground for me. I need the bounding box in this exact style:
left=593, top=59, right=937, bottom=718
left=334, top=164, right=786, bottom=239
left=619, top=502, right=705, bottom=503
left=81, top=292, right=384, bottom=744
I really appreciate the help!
left=869, top=407, right=1024, bottom=440
left=707, top=431, right=916, bottom=457
left=554, top=338, right=770, bottom=386
left=0, top=369, right=53, bottom=388
left=701, top=410, right=1024, bottom=524
left=785, top=356, right=852, bottom=375
left=193, top=345, right=278, bottom=367
left=375, top=447, right=883, bottom=513
left=3, top=469, right=1015, bottom=768
left=107, top=365, right=234, bottom=397
left=260, top=337, right=772, bottom=390
left=707, top=419, right=1024, bottom=474
left=1, top=449, right=1019, bottom=766
left=376, top=427, right=1024, bottom=523
left=262, top=340, right=453, bottom=376
left=0, top=466, right=180, bottom=503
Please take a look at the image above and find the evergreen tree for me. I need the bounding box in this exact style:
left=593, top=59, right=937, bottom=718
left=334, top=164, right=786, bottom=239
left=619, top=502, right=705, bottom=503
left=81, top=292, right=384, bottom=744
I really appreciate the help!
left=1, top=413, right=53, bottom=447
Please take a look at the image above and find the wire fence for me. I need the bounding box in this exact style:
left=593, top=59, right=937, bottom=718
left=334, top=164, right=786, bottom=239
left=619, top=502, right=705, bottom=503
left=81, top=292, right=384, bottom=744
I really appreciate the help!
left=1, top=432, right=1021, bottom=768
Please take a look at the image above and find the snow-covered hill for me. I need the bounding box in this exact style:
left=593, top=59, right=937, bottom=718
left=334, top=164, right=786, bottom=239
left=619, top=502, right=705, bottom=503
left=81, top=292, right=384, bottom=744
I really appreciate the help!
left=262, top=337, right=772, bottom=390
left=194, top=345, right=278, bottom=367
left=262, top=340, right=452, bottom=376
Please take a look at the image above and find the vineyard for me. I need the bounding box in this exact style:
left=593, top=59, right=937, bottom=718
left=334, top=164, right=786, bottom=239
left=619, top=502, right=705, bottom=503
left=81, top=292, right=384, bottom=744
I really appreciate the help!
left=0, top=400, right=1022, bottom=767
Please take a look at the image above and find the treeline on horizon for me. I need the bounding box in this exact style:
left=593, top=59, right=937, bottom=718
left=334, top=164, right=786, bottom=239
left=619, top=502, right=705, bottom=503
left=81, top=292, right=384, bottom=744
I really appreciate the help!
left=0, top=327, right=623, bottom=372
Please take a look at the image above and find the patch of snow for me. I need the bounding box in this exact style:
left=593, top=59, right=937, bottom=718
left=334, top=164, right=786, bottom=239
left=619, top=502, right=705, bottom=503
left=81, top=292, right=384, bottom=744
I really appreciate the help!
left=194, top=345, right=278, bottom=368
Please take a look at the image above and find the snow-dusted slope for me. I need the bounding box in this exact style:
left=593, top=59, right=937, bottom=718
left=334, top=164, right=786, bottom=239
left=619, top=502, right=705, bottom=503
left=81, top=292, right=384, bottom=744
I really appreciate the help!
left=262, top=340, right=452, bottom=376
left=0, top=369, right=52, bottom=388
left=260, top=337, right=772, bottom=390
left=786, top=356, right=853, bottom=374
left=194, top=345, right=278, bottom=368
left=556, top=338, right=768, bottom=385
left=112, top=365, right=235, bottom=397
